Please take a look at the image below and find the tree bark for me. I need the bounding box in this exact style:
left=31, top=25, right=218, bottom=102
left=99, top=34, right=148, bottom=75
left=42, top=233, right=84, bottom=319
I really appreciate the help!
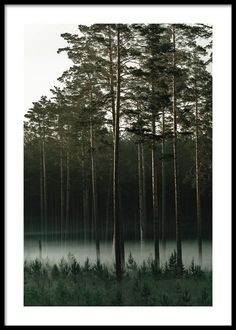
left=172, top=25, right=182, bottom=274
left=90, top=95, right=100, bottom=263
left=105, top=164, right=112, bottom=243
left=195, top=96, right=202, bottom=266
left=65, top=148, right=70, bottom=243
left=161, top=107, right=166, bottom=254
left=81, top=141, right=88, bottom=243
left=39, top=239, right=42, bottom=260
left=138, top=141, right=144, bottom=253
left=151, top=105, right=160, bottom=269
left=39, top=140, right=44, bottom=237
left=42, top=128, right=47, bottom=251
left=141, top=143, right=147, bottom=239
left=108, top=25, right=116, bottom=141
left=60, top=146, right=64, bottom=246
left=109, top=25, right=120, bottom=259
left=137, top=104, right=146, bottom=250
left=114, top=25, right=123, bottom=281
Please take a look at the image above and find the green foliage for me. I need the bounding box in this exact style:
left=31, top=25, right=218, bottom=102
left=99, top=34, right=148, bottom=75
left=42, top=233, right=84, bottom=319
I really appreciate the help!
left=30, top=258, right=42, bottom=275
left=93, top=260, right=103, bottom=273
left=180, top=289, right=192, bottom=306
left=147, top=257, right=162, bottom=275
left=188, top=259, right=204, bottom=278
left=140, top=283, right=154, bottom=305
left=70, top=259, right=81, bottom=276
left=24, top=255, right=212, bottom=306
left=126, top=252, right=138, bottom=271
left=59, top=257, right=70, bottom=277
left=83, top=257, right=91, bottom=272
left=160, top=293, right=171, bottom=306
left=51, top=264, right=60, bottom=279
left=65, top=253, right=81, bottom=276
left=136, top=260, right=149, bottom=278
left=167, top=250, right=177, bottom=275
left=112, top=288, right=123, bottom=306
left=201, top=287, right=211, bottom=306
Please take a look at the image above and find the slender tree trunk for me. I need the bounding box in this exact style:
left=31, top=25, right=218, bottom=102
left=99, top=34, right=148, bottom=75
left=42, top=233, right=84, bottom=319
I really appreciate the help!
left=137, top=105, right=145, bottom=251
left=65, top=148, right=70, bottom=244
left=195, top=96, right=202, bottom=266
left=51, top=194, right=54, bottom=240
left=119, top=190, right=125, bottom=270
left=138, top=141, right=144, bottom=253
left=60, top=146, right=64, bottom=246
left=81, top=142, right=88, bottom=243
left=39, top=239, right=42, bottom=260
left=85, top=186, right=89, bottom=239
left=109, top=25, right=119, bottom=258
left=42, top=130, right=47, bottom=251
left=141, top=143, right=147, bottom=240
left=114, top=26, right=123, bottom=281
left=71, top=191, right=74, bottom=238
left=39, top=140, right=44, bottom=257
left=172, top=25, right=182, bottom=274
left=108, top=25, right=116, bottom=140
left=39, top=140, right=44, bottom=237
left=76, top=191, right=80, bottom=240
left=90, top=105, right=100, bottom=263
left=151, top=108, right=160, bottom=269
left=161, top=107, right=166, bottom=255
left=54, top=195, right=57, bottom=240
left=105, top=165, right=112, bottom=243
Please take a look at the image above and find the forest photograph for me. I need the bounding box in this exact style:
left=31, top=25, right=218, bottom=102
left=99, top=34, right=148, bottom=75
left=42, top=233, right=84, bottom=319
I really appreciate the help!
left=24, top=23, right=213, bottom=307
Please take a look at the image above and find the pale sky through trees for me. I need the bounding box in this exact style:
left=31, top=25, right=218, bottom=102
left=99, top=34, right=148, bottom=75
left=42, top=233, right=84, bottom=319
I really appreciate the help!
left=24, top=23, right=212, bottom=113
left=24, top=24, right=78, bottom=111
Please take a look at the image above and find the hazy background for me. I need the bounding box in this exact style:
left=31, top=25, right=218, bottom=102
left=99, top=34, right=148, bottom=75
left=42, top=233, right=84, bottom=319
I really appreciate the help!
left=24, top=24, right=78, bottom=111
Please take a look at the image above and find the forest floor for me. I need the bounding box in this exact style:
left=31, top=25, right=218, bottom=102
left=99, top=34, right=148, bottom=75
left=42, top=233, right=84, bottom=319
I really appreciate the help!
left=24, top=253, right=212, bottom=306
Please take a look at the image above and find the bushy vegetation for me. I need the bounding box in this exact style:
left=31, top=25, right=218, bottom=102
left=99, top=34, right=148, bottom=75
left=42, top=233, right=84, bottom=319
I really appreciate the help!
left=24, top=252, right=212, bottom=306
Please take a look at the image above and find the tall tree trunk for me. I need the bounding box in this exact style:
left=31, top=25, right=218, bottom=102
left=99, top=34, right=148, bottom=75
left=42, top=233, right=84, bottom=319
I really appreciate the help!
left=109, top=25, right=120, bottom=259
left=42, top=130, right=47, bottom=252
left=60, top=146, right=64, bottom=246
left=50, top=194, right=54, bottom=240
left=108, top=25, right=116, bottom=140
left=161, top=107, right=166, bottom=254
left=105, top=165, right=112, bottom=243
left=119, top=189, right=125, bottom=270
left=137, top=105, right=145, bottom=250
left=172, top=25, right=182, bottom=274
left=90, top=104, right=100, bottom=263
left=71, top=191, right=74, bottom=238
left=195, top=96, right=202, bottom=266
left=151, top=106, right=160, bottom=269
left=81, top=141, right=88, bottom=243
left=84, top=186, right=89, bottom=240
left=65, top=148, right=70, bottom=244
left=138, top=141, right=144, bottom=253
left=39, top=140, right=44, bottom=257
left=141, top=143, right=147, bottom=240
left=39, top=140, right=44, bottom=237
left=114, top=25, right=123, bottom=281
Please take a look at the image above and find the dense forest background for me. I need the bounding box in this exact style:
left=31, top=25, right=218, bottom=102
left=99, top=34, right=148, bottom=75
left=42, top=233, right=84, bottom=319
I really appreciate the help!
left=24, top=24, right=212, bottom=275
left=24, top=136, right=212, bottom=239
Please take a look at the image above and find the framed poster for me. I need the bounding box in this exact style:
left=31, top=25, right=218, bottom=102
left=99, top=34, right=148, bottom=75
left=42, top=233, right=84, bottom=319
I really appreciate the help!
left=5, top=4, right=231, bottom=326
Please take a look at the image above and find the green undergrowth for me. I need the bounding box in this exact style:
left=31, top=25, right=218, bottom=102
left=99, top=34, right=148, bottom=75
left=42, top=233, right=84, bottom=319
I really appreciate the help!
left=24, top=251, right=212, bottom=306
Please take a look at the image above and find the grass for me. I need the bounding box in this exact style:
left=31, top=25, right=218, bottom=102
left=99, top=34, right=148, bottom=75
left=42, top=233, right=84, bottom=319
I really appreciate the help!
left=24, top=252, right=212, bottom=306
